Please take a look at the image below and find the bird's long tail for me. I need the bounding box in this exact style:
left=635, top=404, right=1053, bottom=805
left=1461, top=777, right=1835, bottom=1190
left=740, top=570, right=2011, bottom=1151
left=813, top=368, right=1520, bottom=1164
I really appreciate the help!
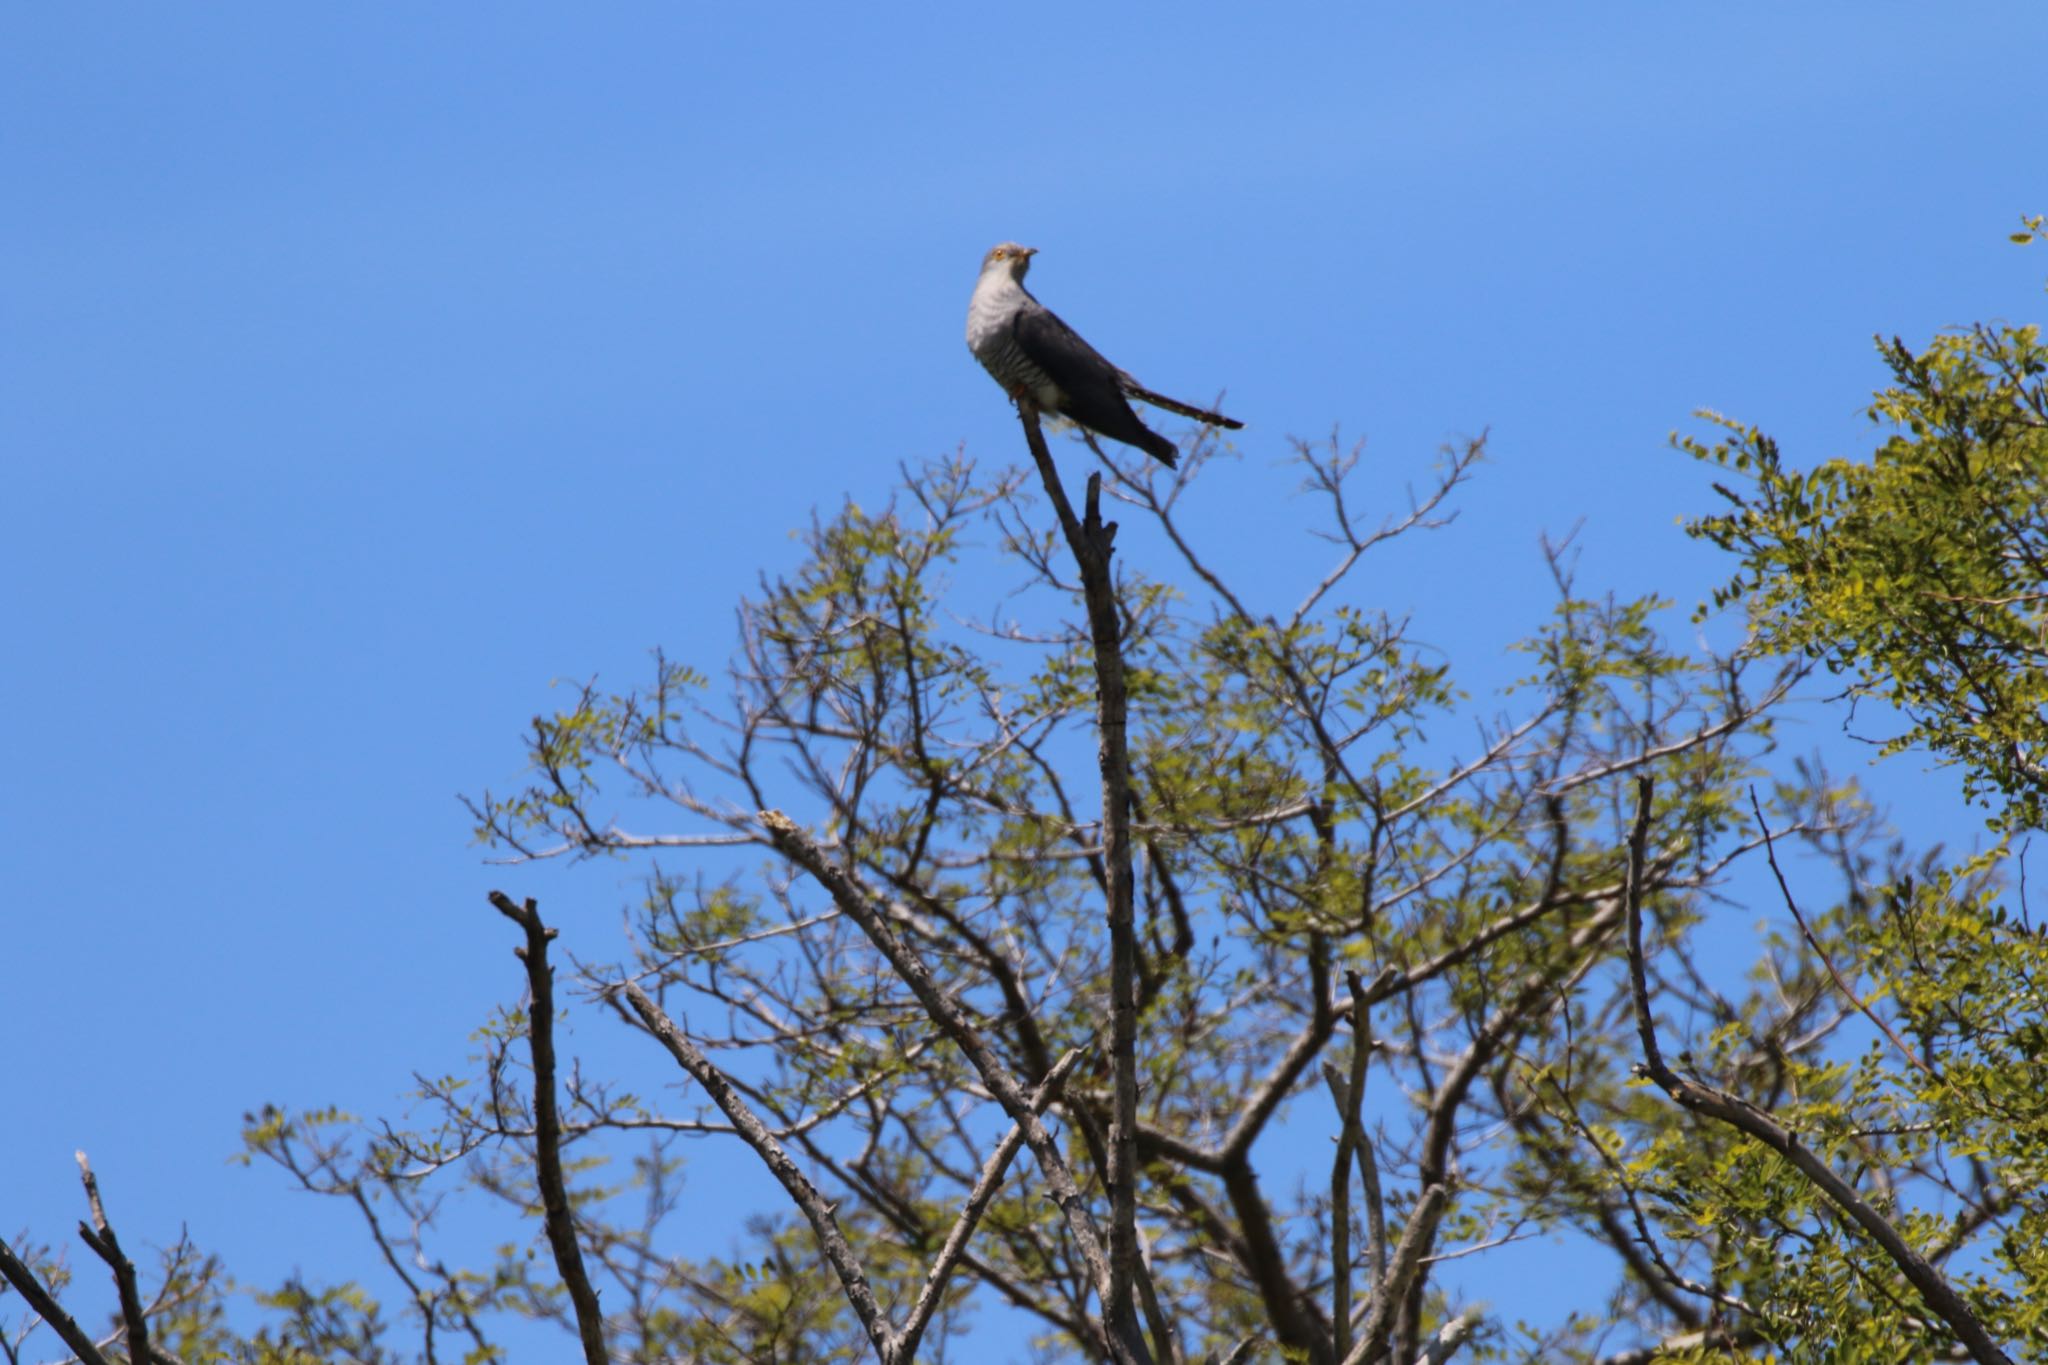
left=1123, top=382, right=1244, bottom=430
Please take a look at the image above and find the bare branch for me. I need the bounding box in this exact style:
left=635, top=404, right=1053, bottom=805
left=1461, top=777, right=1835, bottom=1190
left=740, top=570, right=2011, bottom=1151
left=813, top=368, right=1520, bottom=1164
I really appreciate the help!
left=1414, top=1307, right=1484, bottom=1365
left=0, top=1236, right=112, bottom=1365
left=1325, top=968, right=1378, bottom=1363
left=621, top=977, right=896, bottom=1362
left=1208, top=1337, right=1260, bottom=1365
left=1345, top=1183, right=1449, bottom=1365
left=1289, top=433, right=1484, bottom=629
left=1017, top=405, right=1153, bottom=1363
left=487, top=891, right=610, bottom=1365
left=1595, top=1325, right=1755, bottom=1365
left=72, top=1154, right=154, bottom=1365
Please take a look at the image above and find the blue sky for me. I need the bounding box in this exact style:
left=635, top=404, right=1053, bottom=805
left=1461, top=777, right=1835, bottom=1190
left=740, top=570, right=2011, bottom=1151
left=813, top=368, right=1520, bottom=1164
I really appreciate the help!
left=6, top=3, right=2046, bottom=1354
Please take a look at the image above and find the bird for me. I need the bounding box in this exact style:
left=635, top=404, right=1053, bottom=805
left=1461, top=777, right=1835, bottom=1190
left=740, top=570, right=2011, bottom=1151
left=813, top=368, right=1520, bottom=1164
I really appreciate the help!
left=966, top=243, right=1242, bottom=469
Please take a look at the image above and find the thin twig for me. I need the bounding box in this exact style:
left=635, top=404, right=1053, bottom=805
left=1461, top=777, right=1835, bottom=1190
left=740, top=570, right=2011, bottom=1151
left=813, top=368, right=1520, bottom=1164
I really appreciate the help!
left=621, top=978, right=896, bottom=1362
left=1747, top=787, right=1933, bottom=1077
left=1538, top=1073, right=1756, bottom=1323
left=898, top=1046, right=1089, bottom=1363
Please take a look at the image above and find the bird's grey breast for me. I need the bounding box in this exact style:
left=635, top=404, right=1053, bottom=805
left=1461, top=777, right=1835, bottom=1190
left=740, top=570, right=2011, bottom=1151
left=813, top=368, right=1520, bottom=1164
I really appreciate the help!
left=967, top=276, right=1061, bottom=407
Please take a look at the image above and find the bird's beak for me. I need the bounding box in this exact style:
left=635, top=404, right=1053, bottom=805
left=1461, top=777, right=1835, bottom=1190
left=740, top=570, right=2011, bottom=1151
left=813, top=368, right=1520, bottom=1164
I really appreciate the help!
left=1018, top=247, right=1038, bottom=258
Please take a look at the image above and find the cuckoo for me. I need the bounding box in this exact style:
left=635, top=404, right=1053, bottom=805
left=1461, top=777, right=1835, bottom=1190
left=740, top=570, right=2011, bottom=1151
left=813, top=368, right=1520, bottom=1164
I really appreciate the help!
left=966, top=243, right=1242, bottom=469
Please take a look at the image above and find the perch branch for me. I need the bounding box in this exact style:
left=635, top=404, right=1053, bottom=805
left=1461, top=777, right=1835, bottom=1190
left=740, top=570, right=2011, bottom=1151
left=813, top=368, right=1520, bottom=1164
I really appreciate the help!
left=487, top=891, right=610, bottom=1365
left=1017, top=399, right=1155, bottom=1365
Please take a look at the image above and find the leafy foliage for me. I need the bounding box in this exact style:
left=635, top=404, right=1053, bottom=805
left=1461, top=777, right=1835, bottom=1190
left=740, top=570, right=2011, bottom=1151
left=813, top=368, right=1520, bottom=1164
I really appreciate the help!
left=1683, top=246, right=2048, bottom=830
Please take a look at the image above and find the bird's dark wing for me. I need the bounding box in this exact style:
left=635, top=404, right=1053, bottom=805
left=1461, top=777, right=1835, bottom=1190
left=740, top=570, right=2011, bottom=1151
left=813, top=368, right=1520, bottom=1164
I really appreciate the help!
left=1012, top=304, right=1128, bottom=412
left=1013, top=302, right=1180, bottom=467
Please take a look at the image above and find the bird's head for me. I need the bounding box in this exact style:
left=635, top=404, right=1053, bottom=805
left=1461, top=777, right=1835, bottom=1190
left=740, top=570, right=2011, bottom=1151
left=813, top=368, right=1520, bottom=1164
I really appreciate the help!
left=981, top=242, right=1037, bottom=281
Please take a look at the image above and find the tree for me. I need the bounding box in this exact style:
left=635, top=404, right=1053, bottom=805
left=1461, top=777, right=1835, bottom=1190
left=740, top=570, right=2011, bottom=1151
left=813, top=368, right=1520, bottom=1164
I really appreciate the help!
left=8, top=255, right=2045, bottom=1365
left=1650, top=227, right=2048, bottom=1362
left=1683, top=220, right=2048, bottom=831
